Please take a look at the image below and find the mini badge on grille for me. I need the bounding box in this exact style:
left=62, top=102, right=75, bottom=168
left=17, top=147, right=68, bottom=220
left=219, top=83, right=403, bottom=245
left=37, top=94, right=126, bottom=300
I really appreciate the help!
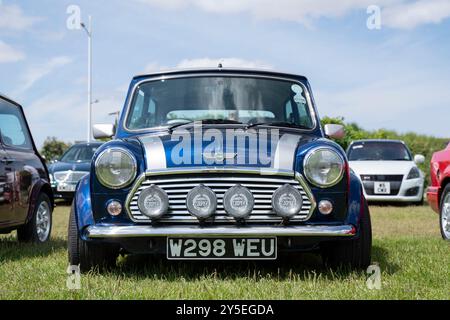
left=203, top=152, right=237, bottom=163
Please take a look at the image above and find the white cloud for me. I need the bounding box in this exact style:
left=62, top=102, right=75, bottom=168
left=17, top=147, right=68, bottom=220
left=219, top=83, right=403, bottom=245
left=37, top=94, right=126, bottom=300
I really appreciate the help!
left=25, top=93, right=85, bottom=147
left=144, top=57, right=273, bottom=73
left=0, top=3, right=41, bottom=31
left=25, top=89, right=126, bottom=148
left=316, top=76, right=450, bottom=137
left=17, top=56, right=73, bottom=94
left=136, top=0, right=450, bottom=29
left=0, top=41, right=25, bottom=63
left=177, top=57, right=273, bottom=69
left=383, top=0, right=450, bottom=29
left=144, top=61, right=169, bottom=73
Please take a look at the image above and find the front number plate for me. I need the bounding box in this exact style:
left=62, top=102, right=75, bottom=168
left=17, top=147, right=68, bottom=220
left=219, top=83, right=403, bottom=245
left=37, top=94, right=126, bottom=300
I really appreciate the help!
left=57, top=184, right=76, bottom=192
left=167, top=237, right=277, bottom=260
left=374, top=182, right=391, bottom=194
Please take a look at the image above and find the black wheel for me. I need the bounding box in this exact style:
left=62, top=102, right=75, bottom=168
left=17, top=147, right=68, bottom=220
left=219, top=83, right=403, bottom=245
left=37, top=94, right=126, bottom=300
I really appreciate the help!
left=17, top=193, right=52, bottom=243
left=439, top=184, right=450, bottom=241
left=321, top=200, right=372, bottom=270
left=68, top=203, right=119, bottom=272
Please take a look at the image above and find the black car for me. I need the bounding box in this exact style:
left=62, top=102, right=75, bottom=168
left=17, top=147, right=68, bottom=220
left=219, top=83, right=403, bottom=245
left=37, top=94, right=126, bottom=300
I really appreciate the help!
left=0, top=94, right=54, bottom=243
left=48, top=142, right=103, bottom=200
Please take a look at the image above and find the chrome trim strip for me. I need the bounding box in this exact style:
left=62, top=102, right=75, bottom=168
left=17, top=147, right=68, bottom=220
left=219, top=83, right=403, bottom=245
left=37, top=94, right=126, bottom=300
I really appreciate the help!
left=123, top=73, right=318, bottom=134
left=86, top=224, right=355, bottom=238
left=138, top=135, right=167, bottom=170
left=124, top=167, right=317, bottom=223
left=295, top=173, right=317, bottom=220
left=273, top=134, right=301, bottom=171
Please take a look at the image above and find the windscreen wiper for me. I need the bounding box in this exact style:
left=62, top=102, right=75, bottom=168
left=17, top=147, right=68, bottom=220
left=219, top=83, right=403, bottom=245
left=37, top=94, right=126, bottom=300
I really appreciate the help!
left=245, top=122, right=310, bottom=130
left=167, top=121, right=195, bottom=133
left=168, top=119, right=244, bottom=133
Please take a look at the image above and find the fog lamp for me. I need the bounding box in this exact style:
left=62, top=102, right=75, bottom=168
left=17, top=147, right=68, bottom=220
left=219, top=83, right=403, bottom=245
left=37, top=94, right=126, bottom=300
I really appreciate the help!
left=186, top=185, right=217, bottom=220
left=223, top=185, right=254, bottom=220
left=318, top=200, right=333, bottom=215
left=138, top=185, right=169, bottom=219
left=107, top=200, right=122, bottom=216
left=272, top=184, right=303, bottom=218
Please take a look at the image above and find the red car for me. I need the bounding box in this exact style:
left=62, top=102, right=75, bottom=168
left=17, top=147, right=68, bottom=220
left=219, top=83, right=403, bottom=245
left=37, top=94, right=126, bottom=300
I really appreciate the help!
left=427, top=142, right=450, bottom=240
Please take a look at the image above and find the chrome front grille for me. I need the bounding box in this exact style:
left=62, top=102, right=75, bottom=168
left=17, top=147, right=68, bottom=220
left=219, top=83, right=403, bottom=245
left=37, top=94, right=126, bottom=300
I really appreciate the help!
left=127, top=172, right=315, bottom=224
left=54, top=171, right=89, bottom=184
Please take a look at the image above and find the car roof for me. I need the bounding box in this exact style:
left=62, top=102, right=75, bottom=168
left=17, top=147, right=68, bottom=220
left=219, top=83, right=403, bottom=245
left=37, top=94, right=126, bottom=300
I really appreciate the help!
left=0, top=93, right=21, bottom=107
left=133, top=67, right=309, bottom=82
left=350, top=139, right=405, bottom=145
left=72, top=142, right=104, bottom=147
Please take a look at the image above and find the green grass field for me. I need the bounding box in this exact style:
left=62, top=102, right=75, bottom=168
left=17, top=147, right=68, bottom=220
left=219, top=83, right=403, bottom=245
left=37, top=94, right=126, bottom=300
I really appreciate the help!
left=0, top=204, right=449, bottom=300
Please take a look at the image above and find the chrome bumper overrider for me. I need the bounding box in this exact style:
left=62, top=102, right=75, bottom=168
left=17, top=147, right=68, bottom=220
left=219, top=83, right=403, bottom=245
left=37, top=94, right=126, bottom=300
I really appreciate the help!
left=86, top=225, right=356, bottom=238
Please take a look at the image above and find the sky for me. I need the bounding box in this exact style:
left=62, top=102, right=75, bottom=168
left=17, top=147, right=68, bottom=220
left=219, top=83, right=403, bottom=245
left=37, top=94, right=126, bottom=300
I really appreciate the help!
left=0, top=0, right=449, bottom=148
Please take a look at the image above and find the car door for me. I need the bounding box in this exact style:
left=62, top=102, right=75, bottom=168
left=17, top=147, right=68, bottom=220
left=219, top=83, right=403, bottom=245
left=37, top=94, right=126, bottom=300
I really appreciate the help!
left=0, top=99, right=37, bottom=224
left=0, top=145, right=15, bottom=225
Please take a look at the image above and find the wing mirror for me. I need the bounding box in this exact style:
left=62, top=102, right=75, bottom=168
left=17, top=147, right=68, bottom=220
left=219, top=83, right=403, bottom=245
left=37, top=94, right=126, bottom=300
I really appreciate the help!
left=324, top=124, right=345, bottom=140
left=414, top=154, right=425, bottom=164
left=93, top=124, right=115, bottom=139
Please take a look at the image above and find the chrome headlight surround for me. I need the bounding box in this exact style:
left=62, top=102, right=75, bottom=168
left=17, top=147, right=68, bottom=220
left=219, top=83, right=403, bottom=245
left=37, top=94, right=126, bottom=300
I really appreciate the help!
left=303, top=147, right=345, bottom=188
left=95, top=147, right=137, bottom=189
left=53, top=171, right=70, bottom=183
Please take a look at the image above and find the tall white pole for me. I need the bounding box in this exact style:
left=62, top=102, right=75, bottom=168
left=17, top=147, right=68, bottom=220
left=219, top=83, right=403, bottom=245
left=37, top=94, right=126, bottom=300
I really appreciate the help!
left=87, top=16, right=92, bottom=143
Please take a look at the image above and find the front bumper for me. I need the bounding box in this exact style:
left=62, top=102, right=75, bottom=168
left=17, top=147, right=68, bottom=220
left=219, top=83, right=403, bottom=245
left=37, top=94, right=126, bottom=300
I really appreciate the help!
left=51, top=182, right=78, bottom=199
left=52, top=188, right=75, bottom=199
left=427, top=186, right=440, bottom=213
left=86, top=224, right=356, bottom=239
left=364, top=177, right=424, bottom=203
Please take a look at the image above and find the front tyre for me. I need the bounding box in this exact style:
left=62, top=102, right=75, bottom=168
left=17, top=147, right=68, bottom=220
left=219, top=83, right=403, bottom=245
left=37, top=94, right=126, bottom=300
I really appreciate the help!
left=321, top=201, right=372, bottom=270
left=68, top=203, right=119, bottom=272
left=18, top=193, right=52, bottom=243
left=439, top=184, right=450, bottom=240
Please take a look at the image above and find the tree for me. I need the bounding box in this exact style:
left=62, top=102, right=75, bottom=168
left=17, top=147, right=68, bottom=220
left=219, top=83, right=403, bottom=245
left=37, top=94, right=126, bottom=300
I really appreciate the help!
left=40, top=137, right=72, bottom=162
left=321, top=117, right=449, bottom=185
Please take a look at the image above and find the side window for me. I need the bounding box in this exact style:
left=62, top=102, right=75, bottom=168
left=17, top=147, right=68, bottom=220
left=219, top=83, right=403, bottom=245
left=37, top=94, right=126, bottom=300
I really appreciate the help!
left=285, top=101, right=294, bottom=122
left=296, top=102, right=313, bottom=128
left=287, top=84, right=314, bottom=129
left=0, top=100, right=32, bottom=149
left=127, top=89, right=156, bottom=129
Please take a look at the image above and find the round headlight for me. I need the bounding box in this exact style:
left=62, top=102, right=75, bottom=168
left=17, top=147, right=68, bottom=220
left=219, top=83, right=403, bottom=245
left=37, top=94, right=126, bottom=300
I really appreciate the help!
left=223, top=185, right=254, bottom=220
left=95, top=148, right=137, bottom=189
left=137, top=185, right=169, bottom=219
left=272, top=184, right=303, bottom=218
left=304, top=147, right=345, bottom=188
left=186, top=185, right=217, bottom=220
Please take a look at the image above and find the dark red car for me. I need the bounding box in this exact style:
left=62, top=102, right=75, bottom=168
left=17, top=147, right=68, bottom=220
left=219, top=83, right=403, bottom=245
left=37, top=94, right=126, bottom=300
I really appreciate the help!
left=427, top=142, right=450, bottom=240
left=0, top=94, right=54, bottom=243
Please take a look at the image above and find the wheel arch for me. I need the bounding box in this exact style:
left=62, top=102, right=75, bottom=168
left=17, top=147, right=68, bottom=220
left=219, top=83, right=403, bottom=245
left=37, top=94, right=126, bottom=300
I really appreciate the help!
left=346, top=170, right=368, bottom=234
left=73, top=174, right=95, bottom=238
left=440, top=178, right=450, bottom=206
left=26, top=179, right=54, bottom=224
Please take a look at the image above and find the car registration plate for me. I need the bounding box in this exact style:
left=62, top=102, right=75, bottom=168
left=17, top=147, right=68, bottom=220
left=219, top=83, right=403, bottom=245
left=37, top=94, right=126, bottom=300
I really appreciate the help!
left=374, top=182, right=391, bottom=194
left=167, top=237, right=277, bottom=260
left=57, top=184, right=76, bottom=192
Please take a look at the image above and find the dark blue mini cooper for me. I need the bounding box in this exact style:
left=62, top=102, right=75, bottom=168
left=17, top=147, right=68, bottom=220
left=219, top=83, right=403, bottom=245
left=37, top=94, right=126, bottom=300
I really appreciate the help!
left=68, top=68, right=372, bottom=271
